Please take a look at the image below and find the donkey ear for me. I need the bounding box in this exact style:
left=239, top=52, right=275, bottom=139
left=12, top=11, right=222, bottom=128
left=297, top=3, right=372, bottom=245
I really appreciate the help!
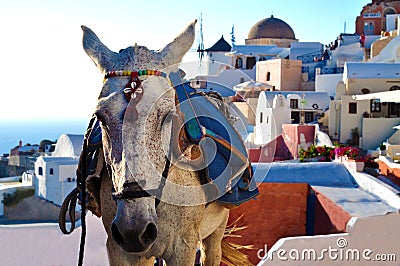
left=81, top=25, right=117, bottom=73
left=158, top=19, right=197, bottom=66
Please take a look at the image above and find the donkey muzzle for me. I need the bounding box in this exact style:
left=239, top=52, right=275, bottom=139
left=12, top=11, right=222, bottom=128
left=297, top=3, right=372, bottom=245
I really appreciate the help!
left=111, top=200, right=158, bottom=253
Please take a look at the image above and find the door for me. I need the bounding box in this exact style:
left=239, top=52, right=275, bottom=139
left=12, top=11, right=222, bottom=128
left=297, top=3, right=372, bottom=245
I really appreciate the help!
left=291, top=111, right=300, bottom=124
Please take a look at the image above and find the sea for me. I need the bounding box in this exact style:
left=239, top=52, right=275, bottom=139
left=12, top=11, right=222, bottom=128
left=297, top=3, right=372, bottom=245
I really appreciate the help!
left=0, top=119, right=89, bottom=155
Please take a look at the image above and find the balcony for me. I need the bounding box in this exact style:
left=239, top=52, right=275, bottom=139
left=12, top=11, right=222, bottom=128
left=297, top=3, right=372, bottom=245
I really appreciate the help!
left=297, top=51, right=323, bottom=64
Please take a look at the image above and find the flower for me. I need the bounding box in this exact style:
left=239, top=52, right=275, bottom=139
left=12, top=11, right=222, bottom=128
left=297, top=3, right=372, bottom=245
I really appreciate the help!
left=299, top=145, right=335, bottom=162
left=333, top=145, right=363, bottom=161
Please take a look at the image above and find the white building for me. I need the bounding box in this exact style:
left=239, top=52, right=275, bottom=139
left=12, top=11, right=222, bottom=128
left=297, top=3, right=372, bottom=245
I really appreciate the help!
left=35, top=157, right=79, bottom=206
left=21, top=170, right=34, bottom=186
left=52, top=134, right=84, bottom=157
left=34, top=134, right=83, bottom=206
left=202, top=15, right=292, bottom=77
left=315, top=41, right=365, bottom=99
left=202, top=35, right=232, bottom=76
left=254, top=91, right=331, bottom=145
left=255, top=94, right=291, bottom=145
left=329, top=62, right=400, bottom=149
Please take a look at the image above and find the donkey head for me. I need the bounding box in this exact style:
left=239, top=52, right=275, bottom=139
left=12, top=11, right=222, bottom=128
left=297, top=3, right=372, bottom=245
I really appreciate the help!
left=82, top=20, right=196, bottom=253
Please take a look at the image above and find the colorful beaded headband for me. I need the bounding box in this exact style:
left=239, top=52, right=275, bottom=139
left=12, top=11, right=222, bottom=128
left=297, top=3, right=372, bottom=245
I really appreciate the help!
left=103, top=70, right=167, bottom=82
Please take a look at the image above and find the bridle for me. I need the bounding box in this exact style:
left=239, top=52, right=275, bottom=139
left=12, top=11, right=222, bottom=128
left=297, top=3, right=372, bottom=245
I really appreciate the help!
left=103, top=69, right=167, bottom=103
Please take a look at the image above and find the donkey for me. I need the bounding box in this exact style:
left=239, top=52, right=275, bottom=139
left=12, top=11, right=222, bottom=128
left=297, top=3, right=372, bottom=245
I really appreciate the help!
left=81, top=20, right=242, bottom=265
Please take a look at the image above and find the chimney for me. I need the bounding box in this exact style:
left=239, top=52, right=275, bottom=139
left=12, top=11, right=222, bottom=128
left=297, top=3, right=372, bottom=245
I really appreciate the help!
left=19, top=140, right=22, bottom=147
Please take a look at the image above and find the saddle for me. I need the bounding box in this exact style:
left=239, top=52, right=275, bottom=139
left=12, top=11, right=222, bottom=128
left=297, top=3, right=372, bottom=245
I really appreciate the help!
left=170, top=72, right=259, bottom=206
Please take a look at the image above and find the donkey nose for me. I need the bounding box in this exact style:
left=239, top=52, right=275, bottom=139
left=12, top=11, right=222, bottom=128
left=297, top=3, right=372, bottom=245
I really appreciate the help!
left=140, top=222, right=158, bottom=246
left=111, top=222, right=124, bottom=246
left=111, top=221, right=158, bottom=253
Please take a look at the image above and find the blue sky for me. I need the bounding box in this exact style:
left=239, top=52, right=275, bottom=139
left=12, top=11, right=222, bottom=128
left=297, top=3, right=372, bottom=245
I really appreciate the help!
left=0, top=0, right=371, bottom=120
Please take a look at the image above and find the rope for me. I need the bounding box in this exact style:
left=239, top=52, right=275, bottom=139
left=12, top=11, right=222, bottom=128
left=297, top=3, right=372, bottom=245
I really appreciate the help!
left=58, top=188, right=79, bottom=234
left=78, top=134, right=88, bottom=266
left=58, top=116, right=94, bottom=265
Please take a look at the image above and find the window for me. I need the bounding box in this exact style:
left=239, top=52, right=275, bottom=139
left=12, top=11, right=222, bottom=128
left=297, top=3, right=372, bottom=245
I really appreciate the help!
left=246, top=57, right=256, bottom=69
left=290, top=99, right=299, bottom=109
left=389, top=103, right=400, bottom=117
left=349, top=102, right=357, bottom=114
left=240, top=77, right=245, bottom=83
left=49, top=168, right=54, bottom=175
left=364, top=21, right=374, bottom=35
left=361, top=88, right=371, bottom=94
left=67, top=177, right=72, bottom=182
left=370, top=99, right=381, bottom=112
left=384, top=8, right=396, bottom=17
left=305, top=112, right=314, bottom=123
left=291, top=112, right=300, bottom=124
left=235, top=58, right=243, bottom=68
left=266, top=72, right=271, bottom=81
left=390, top=85, right=400, bottom=91
left=260, top=112, right=263, bottom=123
left=38, top=167, right=43, bottom=176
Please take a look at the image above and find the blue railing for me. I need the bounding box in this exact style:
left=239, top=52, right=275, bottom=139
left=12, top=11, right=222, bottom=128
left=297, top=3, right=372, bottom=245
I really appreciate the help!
left=302, top=62, right=326, bottom=81
left=297, top=51, right=323, bottom=64
left=320, top=67, right=344, bottom=75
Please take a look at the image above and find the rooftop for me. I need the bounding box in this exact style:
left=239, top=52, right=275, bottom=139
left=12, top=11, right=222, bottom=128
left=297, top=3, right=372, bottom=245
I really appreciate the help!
left=253, top=162, right=399, bottom=218
left=343, top=62, right=400, bottom=80
left=205, top=35, right=231, bottom=52
left=248, top=15, right=296, bottom=40
left=53, top=134, right=84, bottom=157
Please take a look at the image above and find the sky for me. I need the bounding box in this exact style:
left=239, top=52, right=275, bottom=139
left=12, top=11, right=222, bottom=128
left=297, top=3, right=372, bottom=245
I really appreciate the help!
left=0, top=0, right=371, bottom=121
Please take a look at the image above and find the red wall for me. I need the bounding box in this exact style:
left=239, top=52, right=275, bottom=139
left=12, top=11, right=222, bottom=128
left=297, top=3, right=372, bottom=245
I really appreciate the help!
left=379, top=159, right=400, bottom=179
left=313, top=189, right=352, bottom=235
left=247, top=135, right=292, bottom=163
left=356, top=2, right=400, bottom=35
left=282, top=124, right=315, bottom=159
left=226, top=183, right=309, bottom=265
left=225, top=183, right=353, bottom=265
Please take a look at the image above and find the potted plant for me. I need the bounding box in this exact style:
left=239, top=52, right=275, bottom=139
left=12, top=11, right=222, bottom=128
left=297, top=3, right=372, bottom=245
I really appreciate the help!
left=380, top=144, right=387, bottom=156
left=345, top=147, right=365, bottom=172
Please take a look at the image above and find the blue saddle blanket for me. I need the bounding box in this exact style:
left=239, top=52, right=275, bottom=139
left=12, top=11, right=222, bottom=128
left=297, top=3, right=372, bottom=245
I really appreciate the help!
left=171, top=75, right=259, bottom=206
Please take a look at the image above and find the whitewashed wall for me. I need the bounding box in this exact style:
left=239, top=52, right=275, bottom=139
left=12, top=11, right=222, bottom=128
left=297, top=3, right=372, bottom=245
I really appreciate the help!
left=315, top=74, right=342, bottom=98
left=205, top=52, right=232, bottom=75
left=255, top=94, right=291, bottom=145
left=340, top=96, right=369, bottom=144
left=258, top=213, right=400, bottom=265
left=362, top=118, right=400, bottom=150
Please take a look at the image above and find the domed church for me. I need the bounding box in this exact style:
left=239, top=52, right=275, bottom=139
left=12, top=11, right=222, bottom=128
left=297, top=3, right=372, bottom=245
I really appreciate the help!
left=245, top=15, right=298, bottom=47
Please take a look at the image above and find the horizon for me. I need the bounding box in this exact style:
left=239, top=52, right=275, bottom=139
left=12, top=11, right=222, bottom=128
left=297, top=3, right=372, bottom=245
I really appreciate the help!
left=0, top=119, right=88, bottom=154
